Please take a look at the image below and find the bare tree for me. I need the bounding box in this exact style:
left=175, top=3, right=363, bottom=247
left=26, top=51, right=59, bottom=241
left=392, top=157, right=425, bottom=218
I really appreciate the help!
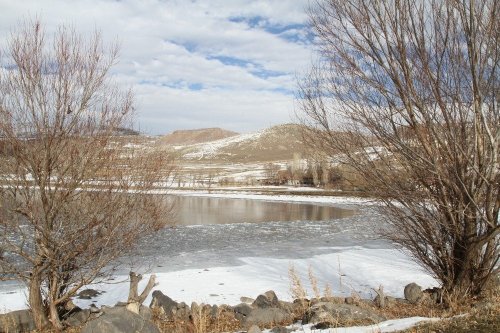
left=264, top=162, right=281, bottom=184
left=0, top=21, right=174, bottom=330
left=299, top=0, right=499, bottom=302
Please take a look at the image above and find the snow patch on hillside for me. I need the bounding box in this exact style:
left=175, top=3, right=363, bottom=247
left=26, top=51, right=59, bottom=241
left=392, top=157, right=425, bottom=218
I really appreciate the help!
left=183, top=130, right=265, bottom=159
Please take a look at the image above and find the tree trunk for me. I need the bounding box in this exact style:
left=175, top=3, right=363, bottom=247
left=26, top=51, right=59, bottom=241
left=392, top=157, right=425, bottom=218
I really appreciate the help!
left=48, top=300, right=63, bottom=332
left=28, top=274, right=49, bottom=330
left=126, top=272, right=157, bottom=314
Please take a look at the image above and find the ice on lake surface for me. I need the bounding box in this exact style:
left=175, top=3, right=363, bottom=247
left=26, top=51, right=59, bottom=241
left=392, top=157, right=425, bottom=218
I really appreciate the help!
left=0, top=194, right=437, bottom=313
left=126, top=195, right=388, bottom=273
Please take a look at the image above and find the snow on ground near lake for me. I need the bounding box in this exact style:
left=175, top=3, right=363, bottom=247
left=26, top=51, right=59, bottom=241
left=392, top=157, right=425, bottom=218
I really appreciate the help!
left=0, top=246, right=436, bottom=314
left=171, top=188, right=375, bottom=207
left=277, top=317, right=442, bottom=333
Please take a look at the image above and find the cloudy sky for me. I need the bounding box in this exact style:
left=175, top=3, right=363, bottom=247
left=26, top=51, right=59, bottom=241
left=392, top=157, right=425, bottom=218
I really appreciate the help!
left=0, top=0, right=314, bottom=135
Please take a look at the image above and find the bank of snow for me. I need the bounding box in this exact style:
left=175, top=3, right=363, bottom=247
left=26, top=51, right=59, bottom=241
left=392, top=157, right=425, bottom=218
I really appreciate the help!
left=280, top=317, right=442, bottom=333
left=0, top=246, right=436, bottom=313
left=170, top=188, right=375, bottom=207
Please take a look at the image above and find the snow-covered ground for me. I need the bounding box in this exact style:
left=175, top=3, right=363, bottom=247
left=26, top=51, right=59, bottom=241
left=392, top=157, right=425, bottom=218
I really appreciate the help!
left=278, top=317, right=442, bottom=333
left=0, top=247, right=436, bottom=314
left=0, top=191, right=439, bottom=332
left=181, top=130, right=264, bottom=160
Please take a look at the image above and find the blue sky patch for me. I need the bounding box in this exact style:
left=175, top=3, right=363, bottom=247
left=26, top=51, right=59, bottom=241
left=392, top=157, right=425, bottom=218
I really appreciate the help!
left=208, top=55, right=253, bottom=68
left=188, top=83, right=203, bottom=91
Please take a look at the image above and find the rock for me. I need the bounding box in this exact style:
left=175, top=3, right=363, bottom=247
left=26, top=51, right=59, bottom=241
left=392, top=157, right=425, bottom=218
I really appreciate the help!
left=247, top=324, right=262, bottom=333
left=240, top=296, right=255, bottom=304
left=303, top=302, right=385, bottom=325
left=424, top=287, right=442, bottom=303
left=252, top=290, right=279, bottom=309
left=344, top=297, right=354, bottom=305
left=234, top=303, right=253, bottom=317
left=374, top=295, right=397, bottom=308
left=270, top=326, right=290, bottom=333
left=191, top=302, right=200, bottom=315
left=78, top=288, right=102, bottom=299
left=277, top=301, right=294, bottom=313
left=210, top=305, right=219, bottom=319
left=385, top=296, right=397, bottom=306
left=80, top=306, right=159, bottom=333
left=320, top=296, right=344, bottom=304
left=243, top=308, right=293, bottom=328
left=0, top=309, right=35, bottom=333
left=138, top=305, right=153, bottom=321
left=149, top=290, right=178, bottom=317
left=312, top=322, right=333, bottom=330
left=404, top=283, right=423, bottom=304
left=63, top=308, right=92, bottom=327
left=172, top=302, right=191, bottom=322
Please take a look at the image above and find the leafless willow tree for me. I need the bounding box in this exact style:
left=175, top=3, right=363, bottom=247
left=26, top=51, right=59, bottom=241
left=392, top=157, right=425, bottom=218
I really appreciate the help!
left=0, top=21, right=174, bottom=330
left=299, top=0, right=499, bottom=302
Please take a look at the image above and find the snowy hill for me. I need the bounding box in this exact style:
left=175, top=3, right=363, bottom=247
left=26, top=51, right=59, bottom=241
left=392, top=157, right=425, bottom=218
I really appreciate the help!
left=160, top=128, right=238, bottom=146
left=169, top=124, right=308, bottom=162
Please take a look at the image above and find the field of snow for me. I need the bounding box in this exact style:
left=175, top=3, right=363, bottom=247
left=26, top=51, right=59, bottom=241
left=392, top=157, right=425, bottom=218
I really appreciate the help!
left=0, top=247, right=436, bottom=312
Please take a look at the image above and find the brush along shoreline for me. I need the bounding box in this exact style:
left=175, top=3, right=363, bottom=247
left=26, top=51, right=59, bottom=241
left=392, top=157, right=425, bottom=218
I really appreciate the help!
left=1, top=281, right=454, bottom=333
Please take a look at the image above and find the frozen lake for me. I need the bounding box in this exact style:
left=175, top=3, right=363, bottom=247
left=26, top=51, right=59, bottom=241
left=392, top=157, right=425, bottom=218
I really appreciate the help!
left=2, top=193, right=437, bottom=313
left=127, top=194, right=387, bottom=273
left=173, top=195, right=355, bottom=225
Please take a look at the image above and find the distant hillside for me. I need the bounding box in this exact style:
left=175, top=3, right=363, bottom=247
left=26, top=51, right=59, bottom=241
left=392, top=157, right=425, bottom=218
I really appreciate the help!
left=160, top=128, right=238, bottom=146
left=176, top=124, right=309, bottom=162
left=112, top=127, right=141, bottom=136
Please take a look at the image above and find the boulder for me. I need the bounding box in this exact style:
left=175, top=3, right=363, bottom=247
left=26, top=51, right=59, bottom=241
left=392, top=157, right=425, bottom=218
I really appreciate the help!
left=233, top=303, right=253, bottom=317
left=270, top=326, right=291, bottom=333
left=63, top=308, right=92, bottom=327
left=171, top=302, right=191, bottom=322
left=424, top=287, right=442, bottom=304
left=374, top=295, right=397, bottom=308
left=243, top=308, right=293, bottom=328
left=252, top=290, right=279, bottom=309
left=0, top=309, right=35, bottom=333
left=240, top=296, right=255, bottom=304
left=320, top=296, right=344, bottom=304
left=210, top=304, right=219, bottom=319
left=404, top=283, right=423, bottom=304
left=81, top=306, right=159, bottom=333
left=149, top=290, right=178, bottom=317
left=247, top=324, right=262, bottom=333
left=277, top=301, right=294, bottom=314
left=303, top=302, right=385, bottom=326
left=78, top=288, right=102, bottom=299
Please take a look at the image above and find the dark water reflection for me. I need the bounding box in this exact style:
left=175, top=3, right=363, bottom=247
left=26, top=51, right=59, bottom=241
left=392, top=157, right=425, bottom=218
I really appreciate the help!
left=172, top=196, right=354, bottom=225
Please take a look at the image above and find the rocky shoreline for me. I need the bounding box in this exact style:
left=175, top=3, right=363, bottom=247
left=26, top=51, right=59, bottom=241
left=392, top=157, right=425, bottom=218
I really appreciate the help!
left=0, top=282, right=444, bottom=333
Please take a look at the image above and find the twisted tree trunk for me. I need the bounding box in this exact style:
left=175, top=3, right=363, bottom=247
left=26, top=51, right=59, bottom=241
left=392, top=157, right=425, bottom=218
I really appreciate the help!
left=126, top=272, right=157, bottom=314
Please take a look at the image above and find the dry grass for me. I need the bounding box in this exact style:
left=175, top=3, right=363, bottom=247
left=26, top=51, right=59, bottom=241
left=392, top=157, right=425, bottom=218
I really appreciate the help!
left=151, top=305, right=241, bottom=333
left=398, top=305, right=500, bottom=333
left=397, top=286, right=500, bottom=333
left=288, top=265, right=310, bottom=318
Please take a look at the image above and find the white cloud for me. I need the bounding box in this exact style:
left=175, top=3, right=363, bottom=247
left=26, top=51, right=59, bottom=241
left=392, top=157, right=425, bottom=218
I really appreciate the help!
left=0, top=0, right=313, bottom=134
